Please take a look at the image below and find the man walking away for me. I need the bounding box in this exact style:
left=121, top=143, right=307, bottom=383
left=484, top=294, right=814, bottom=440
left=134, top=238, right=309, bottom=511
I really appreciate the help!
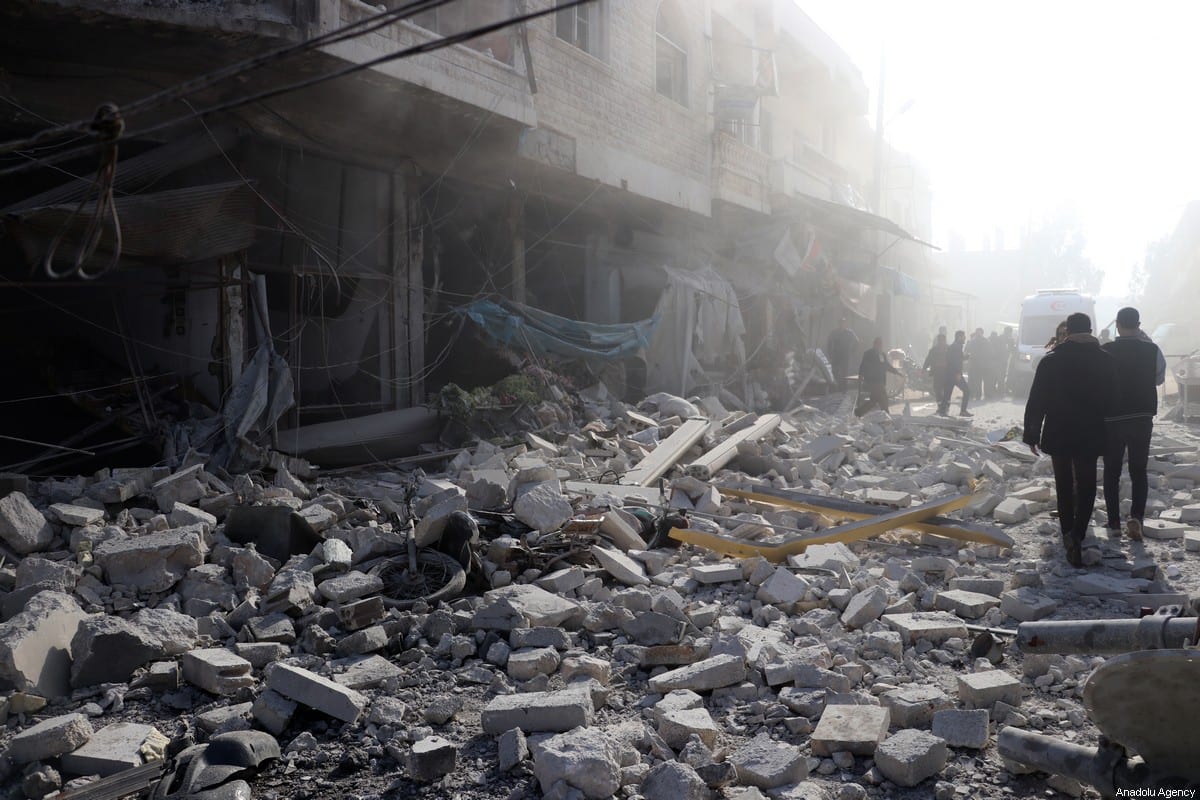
left=826, top=318, right=859, bottom=393
left=1023, top=312, right=1118, bottom=566
left=1000, top=326, right=1017, bottom=395
left=941, top=330, right=972, bottom=417
left=1102, top=307, right=1166, bottom=541
left=965, top=328, right=987, bottom=403
left=924, top=333, right=949, bottom=413
left=857, top=337, right=903, bottom=415
left=987, top=331, right=1003, bottom=399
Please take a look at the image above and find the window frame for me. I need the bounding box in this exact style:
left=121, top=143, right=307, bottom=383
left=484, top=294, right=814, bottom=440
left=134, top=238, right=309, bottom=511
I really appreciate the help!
left=655, top=3, right=689, bottom=106
left=555, top=0, right=606, bottom=60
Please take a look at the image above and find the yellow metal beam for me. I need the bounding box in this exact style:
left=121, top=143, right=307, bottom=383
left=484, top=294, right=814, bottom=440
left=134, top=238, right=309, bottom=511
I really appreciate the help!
left=670, top=491, right=1010, bottom=562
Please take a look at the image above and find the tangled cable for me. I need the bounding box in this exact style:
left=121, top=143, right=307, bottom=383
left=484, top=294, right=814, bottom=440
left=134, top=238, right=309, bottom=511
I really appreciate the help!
left=39, top=102, right=125, bottom=280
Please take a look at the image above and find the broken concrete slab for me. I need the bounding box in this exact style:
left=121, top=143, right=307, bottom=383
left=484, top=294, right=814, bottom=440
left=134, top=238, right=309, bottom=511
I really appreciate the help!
left=932, top=708, right=990, bottom=749
left=756, top=567, right=809, bottom=605
left=531, top=727, right=622, bottom=800
left=810, top=705, right=890, bottom=756
left=729, top=731, right=809, bottom=789
left=267, top=663, right=368, bottom=723
left=95, top=526, right=207, bottom=593
left=841, top=585, right=889, bottom=629
left=471, top=584, right=581, bottom=630
left=658, top=706, right=720, bottom=749
left=409, top=735, right=457, bottom=782
left=481, top=686, right=593, bottom=734
left=0, top=590, right=88, bottom=697
left=317, top=570, right=384, bottom=604
left=882, top=612, right=968, bottom=645
left=690, top=562, right=743, bottom=584
left=512, top=481, right=573, bottom=532
left=1000, top=588, right=1058, bottom=622
left=0, top=492, right=54, bottom=554
left=48, top=503, right=104, bottom=527
left=182, top=649, right=255, bottom=696
left=132, top=608, right=198, bottom=656
left=648, top=653, right=747, bottom=693
left=251, top=689, right=297, bottom=735
left=69, top=615, right=161, bottom=688
left=881, top=685, right=954, bottom=728
left=60, top=722, right=167, bottom=776
left=934, top=589, right=1001, bottom=620
left=591, top=545, right=649, bottom=586
left=874, top=729, right=948, bottom=787
left=6, top=712, right=93, bottom=764
left=957, top=670, right=1022, bottom=709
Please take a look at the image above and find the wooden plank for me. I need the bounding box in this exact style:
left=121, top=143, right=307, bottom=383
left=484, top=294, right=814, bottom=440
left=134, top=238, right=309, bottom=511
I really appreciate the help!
left=686, top=414, right=781, bottom=480
left=622, top=418, right=711, bottom=487
left=720, top=485, right=1013, bottom=547
left=669, top=492, right=997, bottom=562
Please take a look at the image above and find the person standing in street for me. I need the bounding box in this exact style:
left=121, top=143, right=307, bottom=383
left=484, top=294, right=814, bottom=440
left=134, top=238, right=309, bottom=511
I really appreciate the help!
left=1023, top=312, right=1118, bottom=566
left=826, top=318, right=859, bottom=393
left=924, top=333, right=949, bottom=411
left=856, top=337, right=903, bottom=415
left=965, top=328, right=987, bottom=403
left=1102, top=307, right=1167, bottom=541
left=1000, top=326, right=1017, bottom=395
left=940, top=330, right=972, bottom=417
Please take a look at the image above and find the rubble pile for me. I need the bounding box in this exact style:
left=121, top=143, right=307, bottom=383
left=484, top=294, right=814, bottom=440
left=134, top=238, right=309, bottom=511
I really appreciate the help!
left=0, top=392, right=1197, bottom=800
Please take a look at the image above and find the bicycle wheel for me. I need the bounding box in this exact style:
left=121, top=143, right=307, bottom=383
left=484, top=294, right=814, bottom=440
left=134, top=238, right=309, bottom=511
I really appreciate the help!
left=370, top=549, right=466, bottom=610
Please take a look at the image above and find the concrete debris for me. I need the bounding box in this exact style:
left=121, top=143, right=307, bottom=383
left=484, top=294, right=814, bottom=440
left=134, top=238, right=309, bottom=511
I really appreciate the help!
left=0, top=389, right=1193, bottom=799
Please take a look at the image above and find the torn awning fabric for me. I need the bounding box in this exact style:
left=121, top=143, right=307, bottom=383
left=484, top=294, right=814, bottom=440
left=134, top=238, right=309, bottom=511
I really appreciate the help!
left=453, top=299, right=657, bottom=361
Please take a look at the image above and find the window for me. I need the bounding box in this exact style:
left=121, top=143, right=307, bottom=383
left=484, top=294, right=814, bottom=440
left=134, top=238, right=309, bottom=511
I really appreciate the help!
left=411, top=0, right=516, bottom=65
left=556, top=0, right=604, bottom=58
left=655, top=2, right=688, bottom=106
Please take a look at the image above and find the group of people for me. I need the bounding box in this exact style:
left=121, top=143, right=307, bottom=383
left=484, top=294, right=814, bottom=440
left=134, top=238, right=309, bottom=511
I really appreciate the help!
left=922, top=326, right=1017, bottom=417
left=1022, top=307, right=1167, bottom=566
left=824, top=320, right=904, bottom=417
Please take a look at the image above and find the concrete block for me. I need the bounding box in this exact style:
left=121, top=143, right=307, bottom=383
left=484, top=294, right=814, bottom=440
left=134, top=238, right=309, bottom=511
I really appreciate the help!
left=531, top=728, right=621, bottom=800
left=1000, top=588, right=1058, bottom=622
left=865, top=489, right=912, bottom=507
left=335, top=625, right=386, bottom=657
left=409, top=735, right=457, bottom=782
left=690, top=563, right=743, bottom=584
left=133, top=608, right=198, bottom=656
left=658, top=706, right=720, bottom=749
left=993, top=498, right=1031, bottom=525
left=729, top=731, right=809, bottom=790
left=6, top=712, right=92, bottom=764
left=169, top=502, right=217, bottom=531
left=957, top=670, right=1022, bottom=709
left=756, top=567, right=809, bottom=605
left=498, top=727, right=528, bottom=772
left=881, top=685, right=953, bottom=728
left=61, top=723, right=167, bottom=776
left=0, top=590, right=88, bottom=697
left=333, top=654, right=402, bottom=690
left=810, top=705, right=890, bottom=756
left=642, top=761, right=710, bottom=799
left=591, top=545, right=649, bottom=586
left=510, top=627, right=572, bottom=650
left=648, top=653, right=747, bottom=693
left=183, top=649, right=254, bottom=696
left=267, top=663, right=367, bottom=723
left=792, top=664, right=851, bottom=694
left=949, top=577, right=1006, bottom=596
left=507, top=647, right=561, bottom=681
left=934, top=589, right=1001, bottom=619
left=95, top=526, right=207, bottom=593
left=0, top=492, right=53, bottom=554
left=481, top=687, right=593, bottom=734
left=70, top=615, right=160, bottom=688
left=49, top=503, right=104, bottom=527
left=874, top=729, right=949, bottom=787
left=932, top=708, right=990, bottom=749
left=1072, top=573, right=1149, bottom=595
left=233, top=642, right=289, bottom=670
left=841, top=585, right=889, bottom=629
left=317, top=570, right=383, bottom=604
left=471, top=584, right=581, bottom=630
left=621, top=611, right=685, bottom=646
left=513, top=481, right=572, bottom=532
left=882, top=612, right=968, bottom=644
left=535, top=566, right=586, bottom=593
left=1143, top=519, right=1188, bottom=540
left=788, top=542, right=860, bottom=572
left=779, top=687, right=827, bottom=718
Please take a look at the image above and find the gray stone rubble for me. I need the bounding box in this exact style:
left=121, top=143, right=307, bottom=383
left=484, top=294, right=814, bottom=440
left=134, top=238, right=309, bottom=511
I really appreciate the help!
left=0, top=394, right=1195, bottom=799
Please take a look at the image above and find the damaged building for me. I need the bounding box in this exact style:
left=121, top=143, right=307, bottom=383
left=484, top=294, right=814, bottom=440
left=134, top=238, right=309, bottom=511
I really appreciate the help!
left=0, top=0, right=933, bottom=471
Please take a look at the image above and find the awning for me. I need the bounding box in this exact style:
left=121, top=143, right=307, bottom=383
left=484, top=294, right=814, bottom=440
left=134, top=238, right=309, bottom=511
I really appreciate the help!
left=780, top=192, right=939, bottom=250
left=879, top=266, right=922, bottom=298
left=453, top=299, right=657, bottom=362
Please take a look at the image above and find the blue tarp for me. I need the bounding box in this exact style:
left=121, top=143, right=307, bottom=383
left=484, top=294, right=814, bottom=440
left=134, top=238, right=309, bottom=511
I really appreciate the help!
left=454, top=299, right=657, bottom=361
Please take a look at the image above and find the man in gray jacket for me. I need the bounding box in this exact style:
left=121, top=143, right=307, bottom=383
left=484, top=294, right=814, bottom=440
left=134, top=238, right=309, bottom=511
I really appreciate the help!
left=1102, top=307, right=1166, bottom=541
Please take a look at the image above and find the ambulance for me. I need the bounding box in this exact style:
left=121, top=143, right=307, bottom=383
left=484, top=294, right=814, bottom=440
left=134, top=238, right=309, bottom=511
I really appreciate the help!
left=1010, top=289, right=1096, bottom=395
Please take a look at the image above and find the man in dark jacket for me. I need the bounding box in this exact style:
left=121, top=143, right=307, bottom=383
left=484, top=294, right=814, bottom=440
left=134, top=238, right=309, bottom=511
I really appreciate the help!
left=826, top=318, right=859, bottom=392
left=1023, top=312, right=1118, bottom=566
left=856, top=337, right=903, bottom=415
left=940, top=330, right=971, bottom=417
left=1102, top=307, right=1166, bottom=541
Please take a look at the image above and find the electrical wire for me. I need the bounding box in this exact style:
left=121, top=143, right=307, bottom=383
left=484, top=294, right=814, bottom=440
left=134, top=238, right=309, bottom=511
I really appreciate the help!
left=0, top=0, right=594, bottom=178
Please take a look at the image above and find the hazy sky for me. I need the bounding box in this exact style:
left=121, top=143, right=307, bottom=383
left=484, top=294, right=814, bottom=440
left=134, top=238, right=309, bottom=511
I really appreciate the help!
left=801, top=0, right=1200, bottom=297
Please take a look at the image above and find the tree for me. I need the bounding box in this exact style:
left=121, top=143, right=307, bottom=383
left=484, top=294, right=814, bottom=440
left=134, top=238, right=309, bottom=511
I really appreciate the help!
left=1023, top=209, right=1104, bottom=296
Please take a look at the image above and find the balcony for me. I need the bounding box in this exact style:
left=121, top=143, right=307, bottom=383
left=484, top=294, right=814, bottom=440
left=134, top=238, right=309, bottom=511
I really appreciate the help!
left=712, top=130, right=770, bottom=214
